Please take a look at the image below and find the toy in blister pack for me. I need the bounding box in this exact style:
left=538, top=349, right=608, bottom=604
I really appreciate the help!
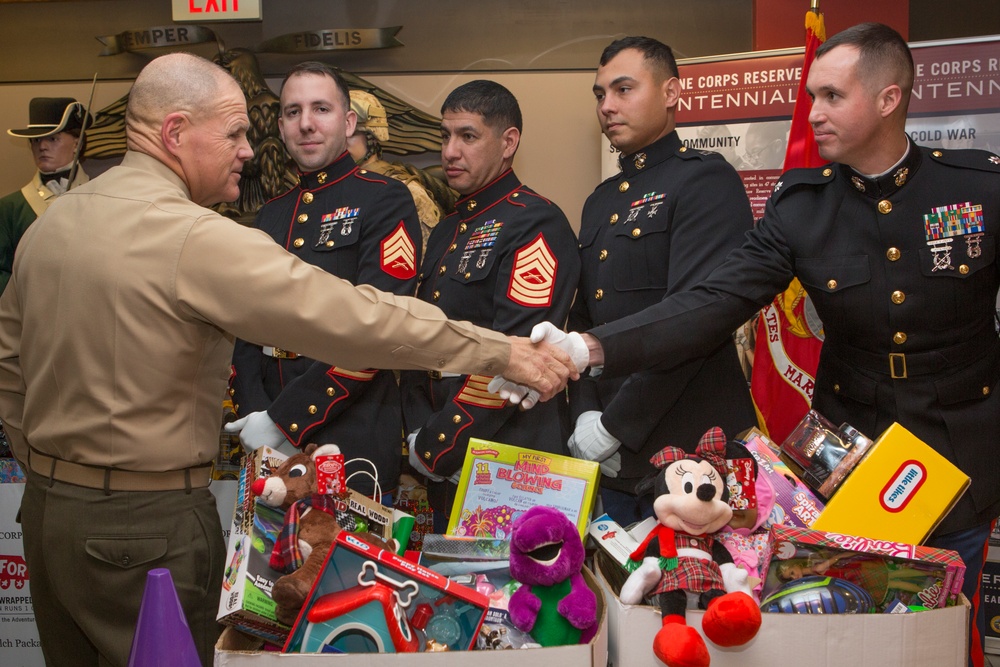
left=760, top=523, right=965, bottom=613
left=779, top=409, right=873, bottom=501
left=759, top=575, right=877, bottom=614
left=284, top=532, right=489, bottom=654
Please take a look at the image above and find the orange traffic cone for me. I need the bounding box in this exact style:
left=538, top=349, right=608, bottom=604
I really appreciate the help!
left=127, top=568, right=202, bottom=667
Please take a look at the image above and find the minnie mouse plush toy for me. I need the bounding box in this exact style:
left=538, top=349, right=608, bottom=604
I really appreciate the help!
left=620, top=427, right=761, bottom=667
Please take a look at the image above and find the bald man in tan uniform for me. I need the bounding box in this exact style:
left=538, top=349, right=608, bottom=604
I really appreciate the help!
left=0, top=53, right=574, bottom=667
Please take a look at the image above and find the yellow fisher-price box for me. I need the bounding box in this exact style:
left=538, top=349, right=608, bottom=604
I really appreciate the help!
left=811, top=422, right=969, bottom=544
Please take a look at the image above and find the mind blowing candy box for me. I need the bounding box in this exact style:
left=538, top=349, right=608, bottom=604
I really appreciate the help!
left=447, top=439, right=599, bottom=540
left=760, top=523, right=965, bottom=612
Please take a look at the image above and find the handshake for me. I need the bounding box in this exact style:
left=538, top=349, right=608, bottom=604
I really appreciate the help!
left=489, top=322, right=595, bottom=409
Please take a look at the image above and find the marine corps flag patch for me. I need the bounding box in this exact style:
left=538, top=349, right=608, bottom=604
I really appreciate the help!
left=507, top=233, right=557, bottom=307
left=381, top=221, right=416, bottom=279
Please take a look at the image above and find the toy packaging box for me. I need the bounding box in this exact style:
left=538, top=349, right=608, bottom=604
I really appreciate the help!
left=759, top=523, right=965, bottom=613
left=447, top=439, right=599, bottom=540
left=778, top=409, right=874, bottom=501
left=811, top=422, right=970, bottom=545
left=218, top=446, right=292, bottom=644
left=740, top=429, right=825, bottom=529
left=283, top=531, right=490, bottom=654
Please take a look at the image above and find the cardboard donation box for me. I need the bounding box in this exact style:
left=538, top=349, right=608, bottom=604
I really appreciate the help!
left=215, top=564, right=609, bottom=665
left=811, top=422, right=970, bottom=545
left=594, top=555, right=969, bottom=667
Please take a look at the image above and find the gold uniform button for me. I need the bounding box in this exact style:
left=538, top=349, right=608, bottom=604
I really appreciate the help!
left=359, top=169, right=368, bottom=175
left=467, top=200, right=477, bottom=211
left=619, top=181, right=630, bottom=193
left=302, top=192, right=314, bottom=204
left=984, top=386, right=991, bottom=396
left=293, top=238, right=305, bottom=248
left=464, top=272, right=471, bottom=279
left=512, top=192, right=519, bottom=198
left=878, top=200, right=892, bottom=214
left=452, top=415, right=462, bottom=424
left=228, top=388, right=235, bottom=396
left=893, top=332, right=907, bottom=344
left=424, top=451, right=432, bottom=459
left=932, top=150, right=943, bottom=158
left=297, top=214, right=308, bottom=223
left=308, top=405, right=317, bottom=415
left=833, top=383, right=840, bottom=393
left=439, top=265, right=446, bottom=275
left=610, top=213, right=619, bottom=224
left=437, top=433, right=447, bottom=442
left=827, top=279, right=838, bottom=290
left=233, top=403, right=239, bottom=412
left=317, top=172, right=328, bottom=183
left=822, top=168, right=833, bottom=177
left=449, top=243, right=457, bottom=253
left=595, top=288, right=604, bottom=300
left=886, top=247, right=901, bottom=261
left=459, top=223, right=467, bottom=233
left=289, top=424, right=299, bottom=432
left=631, top=228, right=641, bottom=237
left=959, top=264, right=970, bottom=275
left=599, top=249, right=608, bottom=261
left=325, top=241, right=334, bottom=247
left=891, top=290, right=905, bottom=304
left=432, top=291, right=440, bottom=301
left=326, top=387, right=335, bottom=396
left=678, top=146, right=688, bottom=153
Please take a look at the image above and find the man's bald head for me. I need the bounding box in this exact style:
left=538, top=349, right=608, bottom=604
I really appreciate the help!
left=126, top=53, right=241, bottom=150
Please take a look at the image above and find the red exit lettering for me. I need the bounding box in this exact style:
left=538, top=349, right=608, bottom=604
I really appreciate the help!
left=189, top=0, right=240, bottom=13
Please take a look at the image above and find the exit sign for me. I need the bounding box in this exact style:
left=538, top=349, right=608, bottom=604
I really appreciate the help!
left=172, top=0, right=262, bottom=22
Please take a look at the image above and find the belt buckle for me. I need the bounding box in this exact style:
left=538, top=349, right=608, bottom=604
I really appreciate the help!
left=272, top=347, right=296, bottom=359
left=428, top=370, right=443, bottom=380
left=889, top=353, right=907, bottom=379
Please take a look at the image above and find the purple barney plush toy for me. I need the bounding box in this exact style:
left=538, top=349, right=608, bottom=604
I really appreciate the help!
left=508, top=505, right=599, bottom=646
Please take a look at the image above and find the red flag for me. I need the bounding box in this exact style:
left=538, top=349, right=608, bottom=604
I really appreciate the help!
left=750, top=7, right=826, bottom=445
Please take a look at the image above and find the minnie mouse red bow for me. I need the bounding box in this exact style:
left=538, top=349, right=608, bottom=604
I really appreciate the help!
left=648, top=426, right=728, bottom=477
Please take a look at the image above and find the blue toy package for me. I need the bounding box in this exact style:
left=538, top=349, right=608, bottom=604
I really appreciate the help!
left=283, top=532, right=490, bottom=654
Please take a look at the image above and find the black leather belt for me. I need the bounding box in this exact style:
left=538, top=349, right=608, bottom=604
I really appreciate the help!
left=826, top=331, right=998, bottom=380
left=27, top=447, right=213, bottom=493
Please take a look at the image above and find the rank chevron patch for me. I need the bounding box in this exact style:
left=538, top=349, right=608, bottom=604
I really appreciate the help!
left=456, top=374, right=506, bottom=409
left=381, top=222, right=416, bottom=279
left=507, top=233, right=557, bottom=307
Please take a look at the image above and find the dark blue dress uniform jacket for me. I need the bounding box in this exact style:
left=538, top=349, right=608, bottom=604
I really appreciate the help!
left=230, top=151, right=421, bottom=496
left=400, top=170, right=581, bottom=515
left=569, top=131, right=756, bottom=492
left=592, top=141, right=1000, bottom=534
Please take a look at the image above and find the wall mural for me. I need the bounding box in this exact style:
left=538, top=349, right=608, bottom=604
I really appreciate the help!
left=82, top=48, right=455, bottom=223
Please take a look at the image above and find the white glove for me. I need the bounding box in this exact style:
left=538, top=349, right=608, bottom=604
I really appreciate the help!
left=486, top=376, right=540, bottom=410
left=530, top=322, right=589, bottom=373
left=720, top=562, right=753, bottom=597
left=620, top=557, right=661, bottom=605
left=568, top=411, right=621, bottom=463
left=406, top=431, right=445, bottom=482
left=225, top=411, right=288, bottom=452
left=599, top=451, right=622, bottom=478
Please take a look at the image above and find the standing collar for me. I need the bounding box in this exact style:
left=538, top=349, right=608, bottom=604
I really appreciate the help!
left=839, top=138, right=922, bottom=199
left=454, top=169, right=522, bottom=220
left=297, top=151, right=355, bottom=190
left=618, top=131, right=682, bottom=178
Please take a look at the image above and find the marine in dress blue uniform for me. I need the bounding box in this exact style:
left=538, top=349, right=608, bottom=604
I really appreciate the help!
left=570, top=130, right=757, bottom=514
left=231, top=150, right=421, bottom=496
left=401, top=168, right=580, bottom=521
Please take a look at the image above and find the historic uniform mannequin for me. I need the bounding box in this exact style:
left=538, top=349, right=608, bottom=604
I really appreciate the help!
left=1, top=97, right=90, bottom=293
